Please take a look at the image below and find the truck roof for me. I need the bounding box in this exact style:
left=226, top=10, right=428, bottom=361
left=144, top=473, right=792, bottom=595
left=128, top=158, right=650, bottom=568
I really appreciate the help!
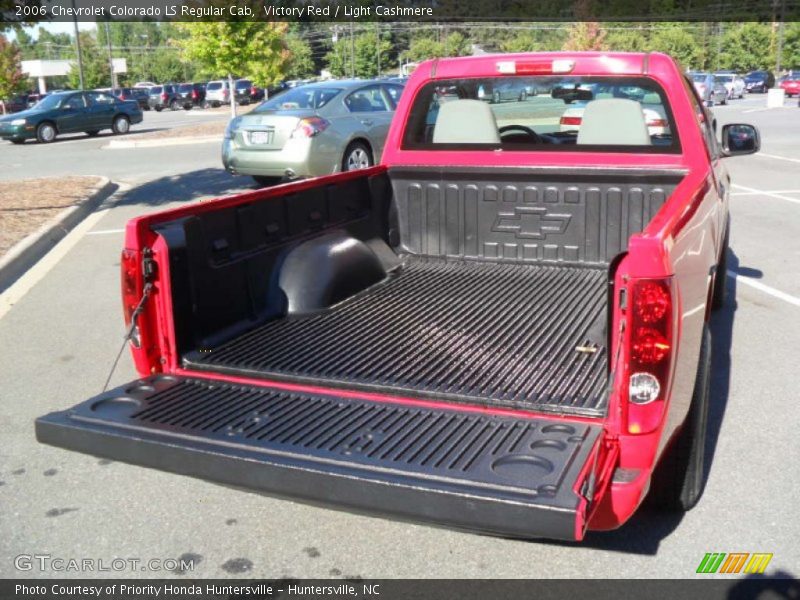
left=418, top=51, right=676, bottom=80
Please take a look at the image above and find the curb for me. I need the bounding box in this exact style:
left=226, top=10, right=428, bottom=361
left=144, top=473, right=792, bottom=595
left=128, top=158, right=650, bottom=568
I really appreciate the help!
left=0, top=177, right=117, bottom=293
left=105, top=135, right=221, bottom=149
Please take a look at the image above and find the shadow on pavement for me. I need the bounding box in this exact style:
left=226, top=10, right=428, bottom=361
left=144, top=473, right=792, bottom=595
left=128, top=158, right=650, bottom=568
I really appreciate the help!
left=109, top=168, right=256, bottom=208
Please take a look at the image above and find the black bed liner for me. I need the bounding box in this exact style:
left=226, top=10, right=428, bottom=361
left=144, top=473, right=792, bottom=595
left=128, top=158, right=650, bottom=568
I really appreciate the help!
left=184, top=257, right=610, bottom=417
left=36, top=375, right=603, bottom=540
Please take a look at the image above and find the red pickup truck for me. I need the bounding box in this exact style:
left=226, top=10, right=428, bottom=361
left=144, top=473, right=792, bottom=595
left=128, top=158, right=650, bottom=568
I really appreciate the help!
left=37, top=52, right=760, bottom=541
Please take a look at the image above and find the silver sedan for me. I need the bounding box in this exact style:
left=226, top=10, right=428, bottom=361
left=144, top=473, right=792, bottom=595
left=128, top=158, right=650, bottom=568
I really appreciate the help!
left=222, top=79, right=404, bottom=186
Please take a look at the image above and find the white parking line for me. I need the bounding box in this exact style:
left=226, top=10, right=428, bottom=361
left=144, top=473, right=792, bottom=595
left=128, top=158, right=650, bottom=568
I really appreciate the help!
left=728, top=270, right=800, bottom=308
left=0, top=208, right=110, bottom=321
left=731, top=189, right=800, bottom=196
left=731, top=184, right=800, bottom=205
left=86, top=228, right=125, bottom=235
left=756, top=152, right=800, bottom=164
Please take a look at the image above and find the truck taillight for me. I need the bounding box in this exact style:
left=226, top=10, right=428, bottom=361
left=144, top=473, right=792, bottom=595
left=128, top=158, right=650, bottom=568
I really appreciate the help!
left=121, top=249, right=141, bottom=328
left=560, top=116, right=582, bottom=126
left=626, top=279, right=676, bottom=434
left=290, top=117, right=330, bottom=139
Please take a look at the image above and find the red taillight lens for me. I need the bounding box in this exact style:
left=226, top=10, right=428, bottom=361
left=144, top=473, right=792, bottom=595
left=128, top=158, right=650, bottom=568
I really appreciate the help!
left=251, top=86, right=257, bottom=94
left=121, top=249, right=141, bottom=327
left=290, top=117, right=330, bottom=139
left=634, top=281, right=670, bottom=323
left=560, top=116, right=582, bottom=126
left=626, top=279, right=675, bottom=434
left=646, top=118, right=667, bottom=128
left=192, top=90, right=198, bottom=99
left=161, top=92, right=168, bottom=101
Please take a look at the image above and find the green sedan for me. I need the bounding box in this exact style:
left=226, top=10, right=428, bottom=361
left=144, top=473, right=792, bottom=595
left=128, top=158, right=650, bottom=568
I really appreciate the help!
left=0, top=90, right=143, bottom=144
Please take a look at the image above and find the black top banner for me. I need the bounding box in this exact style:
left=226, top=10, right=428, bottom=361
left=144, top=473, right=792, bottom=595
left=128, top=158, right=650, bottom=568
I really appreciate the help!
left=2, top=0, right=800, bottom=23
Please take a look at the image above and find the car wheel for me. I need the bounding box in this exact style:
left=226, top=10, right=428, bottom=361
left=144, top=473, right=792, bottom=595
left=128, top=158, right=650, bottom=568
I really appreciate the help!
left=519, top=90, right=527, bottom=102
left=86, top=130, right=100, bottom=137
left=342, top=141, right=373, bottom=172
left=155, top=107, right=163, bottom=112
left=493, top=91, right=501, bottom=104
left=112, top=115, right=130, bottom=135
left=721, top=94, right=728, bottom=105
left=169, top=99, right=179, bottom=111
left=252, top=176, right=282, bottom=187
left=184, top=105, right=192, bottom=110
left=36, top=122, right=56, bottom=143
left=10, top=139, right=25, bottom=145
left=648, top=324, right=712, bottom=511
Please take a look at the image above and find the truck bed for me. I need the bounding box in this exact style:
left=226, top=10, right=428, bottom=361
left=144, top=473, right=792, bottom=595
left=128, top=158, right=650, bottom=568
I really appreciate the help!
left=184, top=256, right=609, bottom=417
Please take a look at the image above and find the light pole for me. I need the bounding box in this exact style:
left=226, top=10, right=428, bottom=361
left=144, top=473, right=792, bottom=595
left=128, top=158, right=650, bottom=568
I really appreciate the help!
left=71, top=0, right=85, bottom=89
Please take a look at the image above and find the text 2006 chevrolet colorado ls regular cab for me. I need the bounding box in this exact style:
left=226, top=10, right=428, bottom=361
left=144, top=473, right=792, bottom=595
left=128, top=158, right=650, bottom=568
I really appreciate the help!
left=37, top=52, right=760, bottom=541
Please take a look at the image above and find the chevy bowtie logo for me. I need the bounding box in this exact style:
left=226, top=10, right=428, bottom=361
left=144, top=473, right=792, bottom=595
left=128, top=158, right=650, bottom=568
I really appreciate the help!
left=492, top=207, right=571, bottom=240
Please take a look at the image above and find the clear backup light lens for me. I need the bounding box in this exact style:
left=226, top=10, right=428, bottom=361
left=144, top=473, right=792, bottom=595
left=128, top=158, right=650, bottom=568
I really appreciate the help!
left=629, top=372, right=661, bottom=404
left=290, top=117, right=330, bottom=139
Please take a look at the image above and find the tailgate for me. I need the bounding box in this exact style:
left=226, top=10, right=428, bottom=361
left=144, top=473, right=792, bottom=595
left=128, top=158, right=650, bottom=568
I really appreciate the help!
left=37, top=375, right=606, bottom=540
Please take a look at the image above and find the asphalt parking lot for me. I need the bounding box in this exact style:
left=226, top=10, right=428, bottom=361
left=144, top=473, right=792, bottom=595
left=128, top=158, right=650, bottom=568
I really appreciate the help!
left=1, top=92, right=799, bottom=579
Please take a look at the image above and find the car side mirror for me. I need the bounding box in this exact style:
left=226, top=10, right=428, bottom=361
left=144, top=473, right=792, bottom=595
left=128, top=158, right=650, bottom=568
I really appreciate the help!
left=721, top=123, right=760, bottom=156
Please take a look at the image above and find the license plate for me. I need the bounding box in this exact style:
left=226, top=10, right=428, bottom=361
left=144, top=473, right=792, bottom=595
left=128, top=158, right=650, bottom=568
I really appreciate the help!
left=249, top=131, right=273, bottom=145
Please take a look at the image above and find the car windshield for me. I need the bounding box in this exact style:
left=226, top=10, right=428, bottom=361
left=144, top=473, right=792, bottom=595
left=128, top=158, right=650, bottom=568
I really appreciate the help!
left=691, top=73, right=708, bottom=82
left=716, top=74, right=734, bottom=82
left=178, top=84, right=193, bottom=92
left=150, top=86, right=163, bottom=94
left=745, top=73, right=763, bottom=81
left=256, top=87, right=342, bottom=111
left=207, top=82, right=223, bottom=90
left=236, top=81, right=251, bottom=90
left=403, top=75, right=678, bottom=153
left=32, top=94, right=67, bottom=110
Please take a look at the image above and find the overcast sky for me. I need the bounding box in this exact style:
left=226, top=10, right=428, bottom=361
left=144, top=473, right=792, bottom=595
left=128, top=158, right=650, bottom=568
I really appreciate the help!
left=9, top=21, right=97, bottom=40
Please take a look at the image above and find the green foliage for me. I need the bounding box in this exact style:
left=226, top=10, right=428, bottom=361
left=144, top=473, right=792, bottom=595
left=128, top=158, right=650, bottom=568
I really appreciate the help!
left=563, top=23, right=607, bottom=51
left=67, top=32, right=111, bottom=90
left=0, top=34, right=24, bottom=109
left=175, top=22, right=288, bottom=87
left=717, top=23, right=774, bottom=71
left=325, top=32, right=392, bottom=78
left=285, top=32, right=315, bottom=79
left=780, top=22, right=800, bottom=70
left=404, top=31, right=472, bottom=62
left=650, top=27, right=703, bottom=70
left=604, top=27, right=650, bottom=52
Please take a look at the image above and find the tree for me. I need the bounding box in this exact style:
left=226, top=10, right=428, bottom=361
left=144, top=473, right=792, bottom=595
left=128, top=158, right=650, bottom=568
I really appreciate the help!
left=563, top=23, right=607, bottom=51
left=0, top=34, right=24, bottom=114
left=404, top=31, right=472, bottom=62
left=717, top=23, right=774, bottom=72
left=175, top=22, right=288, bottom=88
left=67, top=32, right=110, bottom=90
left=285, top=33, right=315, bottom=79
left=779, top=22, right=800, bottom=72
left=649, top=27, right=703, bottom=71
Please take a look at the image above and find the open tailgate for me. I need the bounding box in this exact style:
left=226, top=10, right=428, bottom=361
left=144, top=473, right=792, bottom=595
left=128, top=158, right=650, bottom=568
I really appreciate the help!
left=36, top=375, right=608, bottom=540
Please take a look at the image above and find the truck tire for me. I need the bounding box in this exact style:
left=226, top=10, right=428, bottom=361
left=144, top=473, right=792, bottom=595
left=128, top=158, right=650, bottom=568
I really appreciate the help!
left=711, top=223, right=729, bottom=311
left=648, top=325, right=711, bottom=512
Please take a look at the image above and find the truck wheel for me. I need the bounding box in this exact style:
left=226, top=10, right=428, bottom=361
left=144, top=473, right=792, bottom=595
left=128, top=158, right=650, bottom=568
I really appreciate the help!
left=342, top=142, right=372, bottom=171
left=711, top=223, right=729, bottom=311
left=648, top=325, right=711, bottom=512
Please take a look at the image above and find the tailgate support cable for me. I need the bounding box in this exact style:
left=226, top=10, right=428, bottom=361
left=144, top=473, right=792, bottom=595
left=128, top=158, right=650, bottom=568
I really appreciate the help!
left=101, top=279, right=154, bottom=393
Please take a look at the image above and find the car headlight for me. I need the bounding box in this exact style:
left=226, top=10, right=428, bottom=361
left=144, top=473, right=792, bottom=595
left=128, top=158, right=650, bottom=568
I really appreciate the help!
left=11, top=118, right=26, bottom=125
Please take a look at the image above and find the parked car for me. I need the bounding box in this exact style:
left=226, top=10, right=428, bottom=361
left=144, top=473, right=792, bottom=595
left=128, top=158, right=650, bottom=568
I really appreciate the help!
left=0, top=90, right=142, bottom=143
left=478, top=79, right=534, bottom=103
left=37, top=51, right=762, bottom=542
left=690, top=72, right=728, bottom=105
left=148, top=84, right=181, bottom=111
left=134, top=81, right=157, bottom=89
left=112, top=87, right=149, bottom=111
left=1, top=93, right=34, bottom=113
left=778, top=72, right=800, bottom=97
left=176, top=83, right=206, bottom=109
left=559, top=87, right=670, bottom=137
left=204, top=80, right=230, bottom=107
left=222, top=79, right=405, bottom=185
left=744, top=70, right=775, bottom=93
left=714, top=72, right=746, bottom=99
left=233, top=79, right=264, bottom=105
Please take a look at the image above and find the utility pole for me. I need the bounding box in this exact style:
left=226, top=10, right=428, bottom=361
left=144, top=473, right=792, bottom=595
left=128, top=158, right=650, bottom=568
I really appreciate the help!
left=349, top=20, right=355, bottom=79
left=71, top=0, right=85, bottom=89
left=104, top=21, right=117, bottom=89
left=775, top=0, right=786, bottom=74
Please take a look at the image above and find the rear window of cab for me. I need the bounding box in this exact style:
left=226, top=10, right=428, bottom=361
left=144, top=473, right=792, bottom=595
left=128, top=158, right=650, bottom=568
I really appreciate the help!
left=402, top=75, right=680, bottom=153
